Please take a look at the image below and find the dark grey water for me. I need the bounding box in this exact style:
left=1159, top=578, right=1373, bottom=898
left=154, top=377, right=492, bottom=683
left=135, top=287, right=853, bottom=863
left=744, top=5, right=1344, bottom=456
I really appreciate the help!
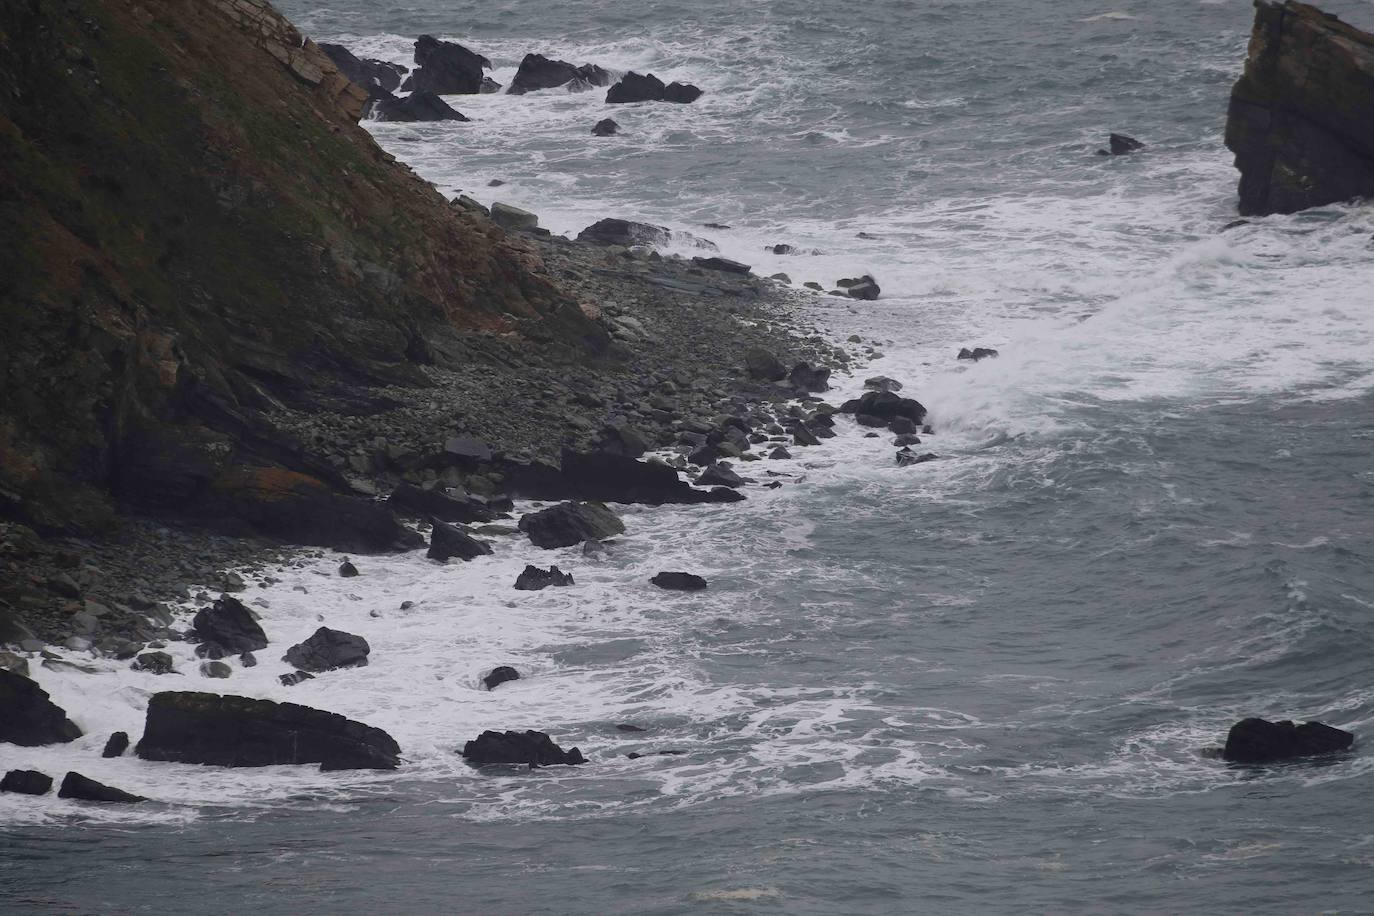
left=5, top=1, right=1374, bottom=912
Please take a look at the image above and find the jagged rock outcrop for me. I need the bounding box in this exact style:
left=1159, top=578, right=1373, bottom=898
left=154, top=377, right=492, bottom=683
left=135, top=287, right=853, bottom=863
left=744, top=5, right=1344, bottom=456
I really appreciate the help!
left=0, top=0, right=604, bottom=545
left=135, top=691, right=401, bottom=770
left=368, top=90, right=469, bottom=122
left=402, top=34, right=492, bottom=94
left=0, top=669, right=82, bottom=746
left=1222, top=717, right=1354, bottom=762
left=317, top=42, right=405, bottom=99
left=1225, top=2, right=1374, bottom=214
left=282, top=627, right=370, bottom=672
left=507, top=54, right=610, bottom=95
left=460, top=729, right=586, bottom=766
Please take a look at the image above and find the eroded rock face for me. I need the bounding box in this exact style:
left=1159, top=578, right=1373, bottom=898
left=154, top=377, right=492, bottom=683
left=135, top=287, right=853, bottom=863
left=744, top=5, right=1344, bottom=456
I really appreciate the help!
left=135, top=691, right=401, bottom=770
left=1225, top=1, right=1374, bottom=215
left=0, top=669, right=82, bottom=747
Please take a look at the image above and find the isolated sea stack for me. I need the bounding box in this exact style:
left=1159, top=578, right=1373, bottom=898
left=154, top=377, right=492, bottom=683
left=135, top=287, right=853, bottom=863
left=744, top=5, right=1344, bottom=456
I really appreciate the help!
left=1225, top=1, right=1374, bottom=215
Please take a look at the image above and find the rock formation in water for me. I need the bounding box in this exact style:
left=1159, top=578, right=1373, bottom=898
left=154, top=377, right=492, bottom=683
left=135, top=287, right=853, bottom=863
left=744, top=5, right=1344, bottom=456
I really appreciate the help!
left=0, top=0, right=603, bottom=545
left=1225, top=1, right=1374, bottom=215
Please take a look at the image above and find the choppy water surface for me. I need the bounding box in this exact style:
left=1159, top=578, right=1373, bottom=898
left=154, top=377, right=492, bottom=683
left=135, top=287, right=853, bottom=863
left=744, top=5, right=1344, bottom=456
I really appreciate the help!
left=4, top=1, right=1374, bottom=912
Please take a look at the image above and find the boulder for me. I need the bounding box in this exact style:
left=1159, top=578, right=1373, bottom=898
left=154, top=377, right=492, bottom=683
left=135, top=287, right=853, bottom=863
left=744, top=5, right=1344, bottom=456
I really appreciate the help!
left=663, top=81, right=704, bottom=103
left=283, top=627, right=370, bottom=672
left=1225, top=1, right=1374, bottom=215
left=1, top=769, right=52, bottom=795
left=0, top=669, right=82, bottom=746
left=856, top=414, right=889, bottom=428
left=490, top=202, right=539, bottom=231
left=606, top=71, right=667, bottom=103
left=483, top=666, right=520, bottom=690
left=369, top=90, right=469, bottom=122
left=839, top=390, right=927, bottom=424
left=592, top=118, right=619, bottom=136
left=192, top=595, right=268, bottom=655
left=768, top=446, right=791, bottom=459
left=839, top=275, right=880, bottom=300
left=788, top=362, right=831, bottom=392
left=745, top=347, right=787, bottom=382
left=388, top=483, right=495, bottom=524
left=558, top=449, right=738, bottom=505
left=957, top=347, right=999, bottom=361
left=507, top=53, right=610, bottom=94
left=339, top=560, right=359, bottom=578
left=102, top=731, right=130, bottom=758
left=199, top=660, right=232, bottom=678
left=790, top=424, right=821, bottom=447
left=460, top=729, right=586, bottom=766
left=131, top=651, right=175, bottom=674
left=520, top=501, right=625, bottom=548
left=135, top=691, right=401, bottom=770
left=576, top=218, right=671, bottom=248
left=403, top=34, right=491, bottom=95
left=58, top=771, right=145, bottom=803
left=692, top=256, right=751, bottom=275
left=864, top=376, right=903, bottom=392
left=317, top=43, right=406, bottom=98
left=514, top=565, right=575, bottom=590
left=1222, top=717, right=1354, bottom=763
left=1097, top=132, right=1144, bottom=156
left=651, top=571, right=707, bottom=591
left=594, top=424, right=649, bottom=459
left=279, top=671, right=315, bottom=687
left=697, top=464, right=744, bottom=488
left=427, top=520, right=494, bottom=562
left=443, top=434, right=493, bottom=464
left=896, top=449, right=939, bottom=467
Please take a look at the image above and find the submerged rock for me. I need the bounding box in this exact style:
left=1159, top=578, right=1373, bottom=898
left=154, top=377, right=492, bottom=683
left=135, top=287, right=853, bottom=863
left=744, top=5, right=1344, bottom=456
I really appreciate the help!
left=1097, top=132, right=1144, bottom=156
left=650, top=571, right=708, bottom=591
left=0, top=669, right=82, bottom=746
left=427, top=520, right=494, bottom=562
left=839, top=390, right=927, bottom=424
left=58, top=771, right=145, bottom=803
left=514, top=564, right=575, bottom=590
left=192, top=595, right=268, bottom=655
left=1, top=769, right=53, bottom=795
left=483, top=666, right=521, bottom=690
left=592, top=118, right=619, bottom=136
left=957, top=347, right=999, bottom=361
left=283, top=627, right=370, bottom=672
left=1226, top=1, right=1374, bottom=214
left=460, top=729, right=586, bottom=766
left=663, top=81, right=704, bottom=103
left=199, top=661, right=232, bottom=678
left=403, top=34, right=491, bottom=95
left=1222, top=717, right=1354, bottom=763
left=697, top=464, right=744, bottom=489
left=519, top=501, right=625, bottom=549
left=508, top=53, right=610, bottom=94
left=369, top=90, right=469, bottom=122
left=102, top=732, right=130, bottom=758
left=136, top=691, right=400, bottom=770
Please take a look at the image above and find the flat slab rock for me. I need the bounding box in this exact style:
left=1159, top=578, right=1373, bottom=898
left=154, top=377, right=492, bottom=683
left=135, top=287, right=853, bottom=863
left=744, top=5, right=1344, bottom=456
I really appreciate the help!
left=59, top=771, right=145, bottom=803
left=135, top=691, right=401, bottom=770
left=461, top=729, right=586, bottom=767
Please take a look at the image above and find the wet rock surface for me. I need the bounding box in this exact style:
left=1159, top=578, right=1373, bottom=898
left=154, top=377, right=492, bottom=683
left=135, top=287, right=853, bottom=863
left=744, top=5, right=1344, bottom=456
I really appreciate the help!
left=1, top=769, right=53, bottom=795
left=0, top=669, right=82, bottom=746
left=519, top=502, right=626, bottom=549
left=1222, top=717, right=1354, bottom=763
left=58, top=771, right=145, bottom=803
left=283, top=627, right=371, bottom=672
left=461, top=729, right=586, bottom=766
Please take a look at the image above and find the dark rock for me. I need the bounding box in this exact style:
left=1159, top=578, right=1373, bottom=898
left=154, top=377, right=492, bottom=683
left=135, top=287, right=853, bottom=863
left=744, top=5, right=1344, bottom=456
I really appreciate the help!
left=460, top=729, right=586, bottom=766
left=519, top=501, right=625, bottom=549
left=136, top=691, right=400, bottom=770
left=769, top=244, right=794, bottom=255
left=768, top=446, right=791, bottom=459
left=0, top=669, right=82, bottom=746
left=318, top=43, right=406, bottom=98
left=559, top=450, right=736, bottom=505
left=490, top=202, right=539, bottom=231
left=616, top=723, right=647, bottom=732
left=369, top=90, right=469, bottom=122
left=58, top=771, right=144, bottom=803
left=651, top=571, right=707, bottom=591
left=192, top=595, right=267, bottom=655
left=957, top=347, right=999, bottom=361
left=839, top=390, right=927, bottom=424
left=404, top=34, right=491, bottom=95
left=790, top=424, right=821, bottom=447
left=894, top=433, right=922, bottom=446
left=1226, top=2, right=1374, bottom=215
left=744, top=347, right=787, bottom=382
left=576, top=218, right=671, bottom=248
left=338, top=560, right=359, bottom=578
left=1099, top=132, right=1144, bottom=156
left=1223, top=218, right=1251, bottom=231
left=102, top=731, right=130, bottom=758
left=199, top=660, right=232, bottom=678
left=514, top=565, right=575, bottom=591
left=388, top=484, right=495, bottom=524
left=594, top=424, right=649, bottom=459
left=889, top=417, right=918, bottom=435
left=896, top=449, right=940, bottom=467
left=606, top=71, right=667, bottom=103
left=626, top=749, right=686, bottom=759
left=443, top=434, right=493, bottom=464
left=592, top=118, right=619, bottom=136
left=864, top=376, right=903, bottom=392
left=802, top=281, right=823, bottom=291
left=427, top=520, right=494, bottom=562
left=284, top=627, right=370, bottom=673
left=697, top=464, right=744, bottom=488
left=195, top=642, right=225, bottom=660
left=692, top=256, right=751, bottom=275
left=483, top=666, right=520, bottom=690
left=841, top=275, right=880, bottom=300
left=788, top=362, right=830, bottom=392
left=1222, top=717, right=1354, bottom=763
left=855, top=414, right=889, bottom=428
left=240, top=652, right=258, bottom=668
left=131, top=651, right=175, bottom=675
left=508, top=53, right=610, bottom=94
left=279, top=671, right=315, bottom=687
left=663, top=81, right=703, bottom=103
left=1, top=769, right=52, bottom=795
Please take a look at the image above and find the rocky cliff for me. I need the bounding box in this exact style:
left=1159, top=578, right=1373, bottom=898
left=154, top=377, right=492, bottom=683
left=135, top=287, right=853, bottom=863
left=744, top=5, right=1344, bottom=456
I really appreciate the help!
left=0, top=0, right=603, bottom=540
left=1225, top=1, right=1374, bottom=215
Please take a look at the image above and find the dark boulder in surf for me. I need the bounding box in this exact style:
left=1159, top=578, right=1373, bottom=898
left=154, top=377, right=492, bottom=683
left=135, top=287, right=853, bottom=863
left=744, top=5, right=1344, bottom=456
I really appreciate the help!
left=58, top=771, right=144, bottom=803
left=192, top=595, right=268, bottom=655
left=663, top=81, right=704, bottom=103
left=483, top=666, right=521, bottom=690
left=576, top=217, right=671, bottom=248
left=0, top=669, right=81, bottom=746
left=839, top=390, right=927, bottom=425
left=136, top=691, right=400, bottom=770
left=788, top=362, right=830, bottom=393
left=427, top=520, right=494, bottom=562
left=514, top=565, right=574, bottom=591
left=606, top=72, right=666, bottom=103
left=369, top=90, right=469, bottom=122
left=519, top=501, right=625, bottom=549
left=592, top=118, right=620, bottom=136
left=957, top=347, right=999, bottom=361
left=402, top=34, right=491, bottom=95
left=1222, top=717, right=1354, bottom=763
left=460, top=729, right=586, bottom=766
left=0, top=769, right=52, bottom=795
left=1096, top=132, right=1144, bottom=156
left=318, top=43, right=406, bottom=99
left=508, top=53, right=610, bottom=94
left=283, top=627, right=370, bottom=673
left=650, top=571, right=707, bottom=591
left=102, top=731, right=130, bottom=758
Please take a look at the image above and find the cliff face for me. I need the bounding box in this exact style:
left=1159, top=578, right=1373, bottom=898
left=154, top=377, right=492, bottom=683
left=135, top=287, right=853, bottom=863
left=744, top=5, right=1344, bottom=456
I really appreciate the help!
left=1225, top=1, right=1374, bottom=215
left=0, top=0, right=602, bottom=537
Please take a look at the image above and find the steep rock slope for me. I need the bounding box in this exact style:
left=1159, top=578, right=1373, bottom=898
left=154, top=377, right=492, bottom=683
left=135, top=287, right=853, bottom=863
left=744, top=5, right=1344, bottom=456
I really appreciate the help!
left=1225, top=1, right=1374, bottom=215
